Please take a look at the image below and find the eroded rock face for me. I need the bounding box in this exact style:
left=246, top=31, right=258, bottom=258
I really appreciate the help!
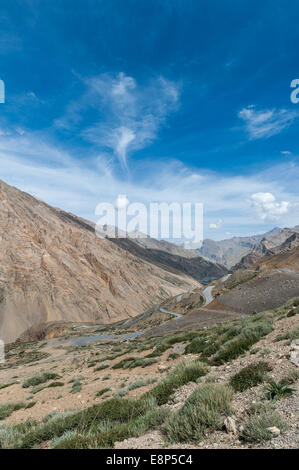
left=0, top=180, right=200, bottom=343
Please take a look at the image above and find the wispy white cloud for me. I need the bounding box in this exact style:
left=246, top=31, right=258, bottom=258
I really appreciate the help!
left=238, top=105, right=298, bottom=139
left=0, top=129, right=298, bottom=240
left=55, top=72, right=180, bottom=169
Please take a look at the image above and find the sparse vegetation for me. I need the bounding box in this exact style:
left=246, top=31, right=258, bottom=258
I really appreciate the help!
left=143, top=360, right=208, bottom=405
left=242, top=410, right=287, bottom=443
left=0, top=402, right=26, bottom=420
left=95, top=387, right=111, bottom=397
left=163, top=384, right=233, bottom=443
left=22, top=372, right=61, bottom=389
left=229, top=362, right=272, bottom=392
left=264, top=380, right=295, bottom=401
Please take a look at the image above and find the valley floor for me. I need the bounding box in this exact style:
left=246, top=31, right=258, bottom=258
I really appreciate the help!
left=0, top=296, right=298, bottom=449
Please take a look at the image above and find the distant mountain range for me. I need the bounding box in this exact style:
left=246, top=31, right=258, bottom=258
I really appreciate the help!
left=195, top=226, right=299, bottom=269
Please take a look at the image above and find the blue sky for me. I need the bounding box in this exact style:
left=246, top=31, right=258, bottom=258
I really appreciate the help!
left=0, top=0, right=299, bottom=241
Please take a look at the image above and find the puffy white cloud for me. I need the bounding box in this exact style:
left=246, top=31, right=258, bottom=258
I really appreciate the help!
left=251, top=192, right=290, bottom=221
left=238, top=105, right=297, bottom=139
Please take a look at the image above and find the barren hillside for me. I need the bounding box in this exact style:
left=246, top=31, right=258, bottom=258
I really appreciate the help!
left=0, top=180, right=208, bottom=343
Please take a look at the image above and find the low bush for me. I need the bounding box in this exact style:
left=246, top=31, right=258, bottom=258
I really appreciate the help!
left=22, top=372, right=61, bottom=388
left=143, top=360, right=208, bottom=405
left=229, top=362, right=272, bottom=392
left=0, top=402, right=26, bottom=420
left=242, top=410, right=287, bottom=443
left=163, top=384, right=233, bottom=443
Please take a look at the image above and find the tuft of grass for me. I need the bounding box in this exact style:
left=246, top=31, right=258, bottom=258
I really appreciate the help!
left=47, top=382, right=64, bottom=388
left=111, top=357, right=140, bottom=369
left=163, top=384, right=233, bottom=443
left=94, top=363, right=109, bottom=372
left=242, top=410, right=287, bottom=443
left=0, top=382, right=18, bottom=390
left=70, top=378, right=82, bottom=394
left=229, top=362, right=272, bottom=392
left=22, top=372, right=61, bottom=389
left=95, top=387, right=111, bottom=397
left=282, top=369, right=299, bottom=385
left=127, top=378, right=158, bottom=391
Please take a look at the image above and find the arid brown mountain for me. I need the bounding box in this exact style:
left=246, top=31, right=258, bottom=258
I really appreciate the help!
left=232, top=232, right=299, bottom=271
left=196, top=226, right=299, bottom=268
left=252, top=236, right=299, bottom=273
left=0, top=180, right=224, bottom=343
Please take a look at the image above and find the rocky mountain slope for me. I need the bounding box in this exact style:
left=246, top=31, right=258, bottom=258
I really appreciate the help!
left=232, top=232, right=299, bottom=272
left=196, top=227, right=299, bottom=268
left=0, top=180, right=223, bottom=343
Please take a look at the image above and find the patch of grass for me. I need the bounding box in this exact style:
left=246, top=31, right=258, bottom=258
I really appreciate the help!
left=229, top=362, right=272, bottom=392
left=54, top=404, right=170, bottom=449
left=275, top=326, right=299, bottom=342
left=25, top=402, right=36, bottom=410
left=142, top=358, right=158, bottom=367
left=242, top=410, right=287, bottom=443
left=47, top=382, right=64, bottom=388
left=163, top=384, right=233, bottom=443
left=127, top=378, right=158, bottom=391
left=0, top=381, right=18, bottom=390
left=264, top=380, right=295, bottom=401
left=143, top=360, right=208, bottom=405
left=167, top=353, right=179, bottom=361
left=211, top=319, right=273, bottom=365
left=94, top=363, right=109, bottom=371
left=0, top=402, right=26, bottom=420
left=95, top=387, right=112, bottom=397
left=114, top=389, right=128, bottom=398
left=70, top=378, right=82, bottom=394
left=283, top=369, right=299, bottom=384
left=21, top=397, right=155, bottom=448
left=0, top=418, right=36, bottom=449
left=22, top=372, right=61, bottom=389
left=111, top=357, right=140, bottom=369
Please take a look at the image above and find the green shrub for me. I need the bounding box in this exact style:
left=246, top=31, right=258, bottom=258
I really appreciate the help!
left=22, top=372, right=61, bottom=388
left=242, top=410, right=287, bottom=443
left=47, top=382, right=64, bottom=388
left=144, top=360, right=208, bottom=405
left=264, top=380, right=295, bottom=401
left=0, top=382, right=18, bottom=390
left=184, top=337, right=206, bottom=354
left=96, top=387, right=111, bottom=397
left=0, top=402, right=25, bottom=420
left=229, top=362, right=272, bottom=392
left=164, top=384, right=233, bottom=443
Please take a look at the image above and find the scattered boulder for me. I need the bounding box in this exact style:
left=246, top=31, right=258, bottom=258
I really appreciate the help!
left=171, top=343, right=187, bottom=355
left=158, top=364, right=170, bottom=373
left=290, top=340, right=299, bottom=367
left=224, top=416, right=238, bottom=435
left=266, top=426, right=281, bottom=437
